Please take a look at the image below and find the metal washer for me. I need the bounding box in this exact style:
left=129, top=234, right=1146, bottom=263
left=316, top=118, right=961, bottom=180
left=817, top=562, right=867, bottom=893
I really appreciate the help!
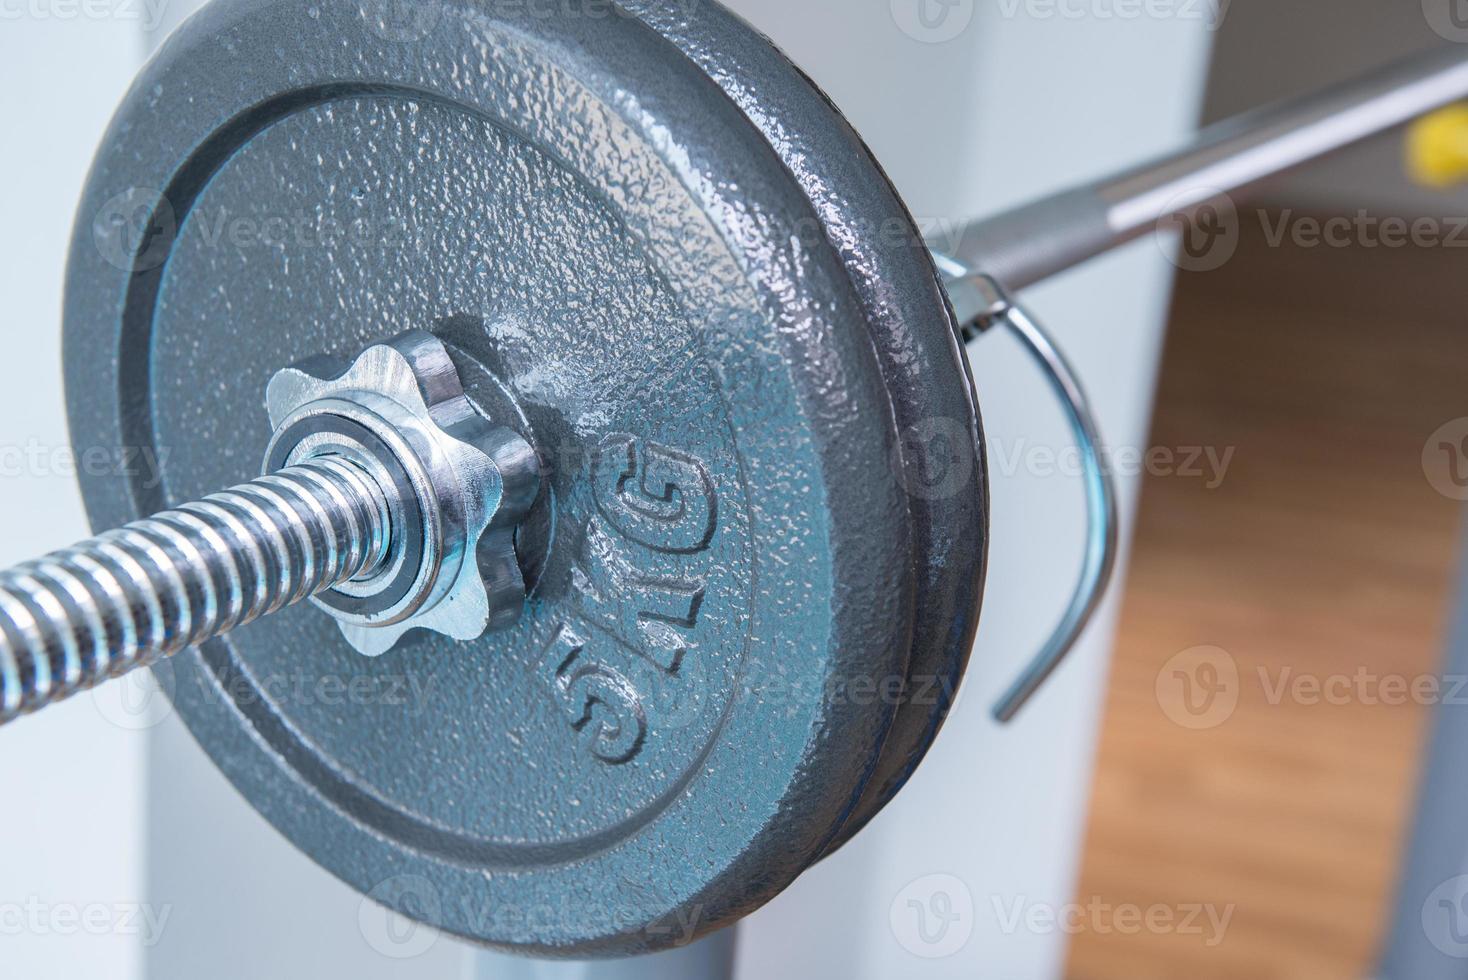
left=63, top=0, right=931, bottom=958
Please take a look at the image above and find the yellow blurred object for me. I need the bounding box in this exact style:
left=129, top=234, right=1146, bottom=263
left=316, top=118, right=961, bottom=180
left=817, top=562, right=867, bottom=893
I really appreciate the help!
left=1407, top=104, right=1468, bottom=188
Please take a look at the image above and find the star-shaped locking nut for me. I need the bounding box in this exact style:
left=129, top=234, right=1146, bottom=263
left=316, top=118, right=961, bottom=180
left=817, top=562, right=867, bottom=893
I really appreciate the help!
left=263, top=331, right=540, bottom=656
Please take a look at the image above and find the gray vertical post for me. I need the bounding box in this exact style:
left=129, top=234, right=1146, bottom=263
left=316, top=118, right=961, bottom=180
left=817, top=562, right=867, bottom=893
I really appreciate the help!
left=473, top=930, right=737, bottom=980
left=1379, top=516, right=1468, bottom=979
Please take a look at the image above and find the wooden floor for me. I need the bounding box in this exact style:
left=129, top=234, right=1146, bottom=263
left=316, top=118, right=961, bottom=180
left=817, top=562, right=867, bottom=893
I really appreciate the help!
left=1065, top=215, right=1468, bottom=980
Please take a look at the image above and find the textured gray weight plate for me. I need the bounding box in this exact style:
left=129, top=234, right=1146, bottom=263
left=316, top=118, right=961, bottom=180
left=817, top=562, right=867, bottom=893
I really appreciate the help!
left=623, top=3, right=987, bottom=851
left=63, top=0, right=918, bottom=958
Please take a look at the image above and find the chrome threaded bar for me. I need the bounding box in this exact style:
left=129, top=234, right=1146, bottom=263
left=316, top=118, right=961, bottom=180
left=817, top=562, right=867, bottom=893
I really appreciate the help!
left=0, top=456, right=393, bottom=725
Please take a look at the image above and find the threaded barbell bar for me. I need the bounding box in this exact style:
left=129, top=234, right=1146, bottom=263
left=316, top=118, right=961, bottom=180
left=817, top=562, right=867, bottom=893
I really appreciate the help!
left=0, top=456, right=394, bottom=724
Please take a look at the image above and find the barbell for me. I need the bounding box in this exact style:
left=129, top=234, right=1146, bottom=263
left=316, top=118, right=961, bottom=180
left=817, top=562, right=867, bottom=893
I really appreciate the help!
left=4, top=0, right=1466, bottom=959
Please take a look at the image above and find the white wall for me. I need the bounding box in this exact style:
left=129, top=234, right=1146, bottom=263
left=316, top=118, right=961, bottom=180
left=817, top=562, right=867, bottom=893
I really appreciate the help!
left=0, top=4, right=150, bottom=980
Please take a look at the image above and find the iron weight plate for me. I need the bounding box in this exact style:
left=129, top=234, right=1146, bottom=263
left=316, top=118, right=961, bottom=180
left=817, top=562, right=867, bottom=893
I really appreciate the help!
left=63, top=0, right=921, bottom=958
left=625, top=2, right=988, bottom=851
